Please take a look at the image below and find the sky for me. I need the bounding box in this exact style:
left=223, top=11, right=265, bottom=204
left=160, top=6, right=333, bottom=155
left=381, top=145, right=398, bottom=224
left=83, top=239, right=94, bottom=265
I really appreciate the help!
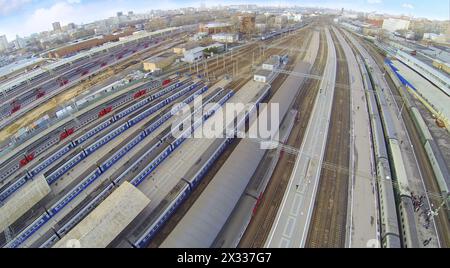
left=0, top=0, right=449, bottom=40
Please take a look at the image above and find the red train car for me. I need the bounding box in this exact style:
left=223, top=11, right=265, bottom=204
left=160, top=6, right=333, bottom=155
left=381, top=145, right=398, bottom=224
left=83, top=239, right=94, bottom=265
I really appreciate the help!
left=98, top=106, right=113, bottom=118
left=134, top=90, right=146, bottom=99
left=19, top=153, right=35, bottom=167
left=11, top=104, right=21, bottom=114
left=59, top=128, right=75, bottom=141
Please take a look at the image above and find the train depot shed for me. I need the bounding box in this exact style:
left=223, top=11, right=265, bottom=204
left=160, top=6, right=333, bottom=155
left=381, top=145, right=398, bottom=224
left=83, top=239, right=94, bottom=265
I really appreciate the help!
left=160, top=138, right=266, bottom=248
left=262, top=56, right=280, bottom=71
left=254, top=69, right=272, bottom=83
left=53, top=182, right=150, bottom=248
left=143, top=52, right=178, bottom=73
left=0, top=175, right=51, bottom=233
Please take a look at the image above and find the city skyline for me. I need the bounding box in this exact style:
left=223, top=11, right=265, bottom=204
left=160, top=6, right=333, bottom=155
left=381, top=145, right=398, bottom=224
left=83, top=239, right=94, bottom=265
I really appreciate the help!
left=0, top=0, right=449, bottom=40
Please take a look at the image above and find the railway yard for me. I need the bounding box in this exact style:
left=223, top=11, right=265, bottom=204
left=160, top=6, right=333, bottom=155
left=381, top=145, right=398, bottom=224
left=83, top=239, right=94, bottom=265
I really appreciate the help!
left=0, top=14, right=449, bottom=249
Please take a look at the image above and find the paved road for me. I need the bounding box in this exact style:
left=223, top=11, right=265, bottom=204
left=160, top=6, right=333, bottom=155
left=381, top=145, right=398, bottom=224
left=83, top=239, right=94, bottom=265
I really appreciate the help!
left=265, top=27, right=337, bottom=248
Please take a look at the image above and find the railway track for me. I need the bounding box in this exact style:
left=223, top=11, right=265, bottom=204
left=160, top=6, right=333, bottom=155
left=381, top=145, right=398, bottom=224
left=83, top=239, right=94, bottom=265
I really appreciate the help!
left=238, top=24, right=328, bottom=248
left=0, top=37, right=185, bottom=144
left=361, top=40, right=450, bottom=247
left=0, top=25, right=314, bottom=248
left=177, top=25, right=313, bottom=83
left=141, top=27, right=314, bottom=248
left=2, top=80, right=213, bottom=248
left=305, top=27, right=351, bottom=248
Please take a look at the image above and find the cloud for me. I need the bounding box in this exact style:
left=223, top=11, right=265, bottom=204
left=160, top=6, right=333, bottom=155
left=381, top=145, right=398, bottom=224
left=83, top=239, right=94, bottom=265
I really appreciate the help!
left=20, top=1, right=116, bottom=35
left=402, top=3, right=414, bottom=9
left=0, top=0, right=32, bottom=15
left=367, top=0, right=382, bottom=4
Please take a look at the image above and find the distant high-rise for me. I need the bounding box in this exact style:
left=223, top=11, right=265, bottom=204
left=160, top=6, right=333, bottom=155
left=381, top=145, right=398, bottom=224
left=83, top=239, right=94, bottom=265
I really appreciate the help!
left=128, top=11, right=134, bottom=16
left=117, top=11, right=123, bottom=17
left=67, top=23, right=76, bottom=30
left=0, top=35, right=8, bottom=51
left=52, top=22, right=62, bottom=32
left=14, top=35, right=26, bottom=49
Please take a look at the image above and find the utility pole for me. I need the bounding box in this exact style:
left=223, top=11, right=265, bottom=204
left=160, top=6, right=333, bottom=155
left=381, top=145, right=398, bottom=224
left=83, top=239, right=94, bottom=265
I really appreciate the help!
left=252, top=51, right=255, bottom=67
left=397, top=98, right=405, bottom=120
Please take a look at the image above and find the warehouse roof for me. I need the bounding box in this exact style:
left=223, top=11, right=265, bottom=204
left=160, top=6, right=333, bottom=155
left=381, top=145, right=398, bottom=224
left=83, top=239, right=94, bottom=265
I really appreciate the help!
left=0, top=58, right=46, bottom=78
left=161, top=82, right=270, bottom=248
left=0, top=175, right=51, bottom=233
left=205, top=43, right=225, bottom=49
left=396, top=50, right=450, bottom=95
left=255, top=69, right=273, bottom=77
left=184, top=46, right=206, bottom=55
left=212, top=33, right=237, bottom=37
left=161, top=138, right=264, bottom=248
left=145, top=51, right=177, bottom=62
left=204, top=22, right=232, bottom=28
left=53, top=182, right=150, bottom=248
left=264, top=57, right=280, bottom=66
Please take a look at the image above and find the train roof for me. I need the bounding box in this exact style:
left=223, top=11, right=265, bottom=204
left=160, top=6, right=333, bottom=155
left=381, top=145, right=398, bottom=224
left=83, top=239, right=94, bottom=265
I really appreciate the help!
left=0, top=175, right=51, bottom=234
left=411, top=107, right=433, bottom=141
left=426, top=141, right=450, bottom=193
left=161, top=138, right=266, bottom=248
left=389, top=139, right=410, bottom=196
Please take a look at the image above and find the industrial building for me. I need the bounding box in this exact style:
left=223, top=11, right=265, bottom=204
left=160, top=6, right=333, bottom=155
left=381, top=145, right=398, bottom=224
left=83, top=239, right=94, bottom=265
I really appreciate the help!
left=395, top=50, right=450, bottom=96
left=212, top=33, right=239, bottom=43
left=262, top=56, right=280, bottom=71
left=143, top=52, right=177, bottom=73
left=199, top=22, right=233, bottom=34
left=254, top=69, right=272, bottom=83
left=191, top=32, right=208, bottom=41
left=205, top=43, right=225, bottom=53
left=382, top=18, right=410, bottom=33
left=173, top=42, right=199, bottom=55
left=0, top=58, right=47, bottom=81
left=47, top=30, right=134, bottom=58
left=182, top=47, right=205, bottom=63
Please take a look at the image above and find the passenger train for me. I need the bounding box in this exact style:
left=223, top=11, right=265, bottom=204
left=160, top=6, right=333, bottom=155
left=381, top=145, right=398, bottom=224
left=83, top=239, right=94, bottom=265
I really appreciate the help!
left=36, top=87, right=234, bottom=248
left=0, top=79, right=198, bottom=204
left=130, top=84, right=270, bottom=248
left=4, top=81, right=210, bottom=248
left=361, top=55, right=420, bottom=248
